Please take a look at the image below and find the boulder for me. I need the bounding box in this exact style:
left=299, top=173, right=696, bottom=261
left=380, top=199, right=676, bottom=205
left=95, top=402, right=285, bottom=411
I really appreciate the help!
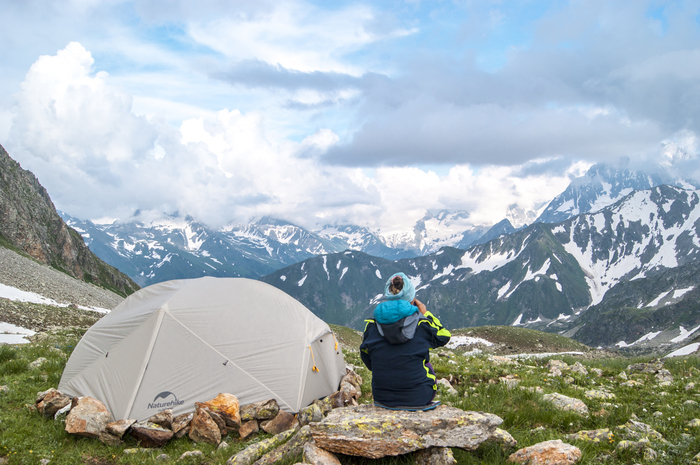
left=189, top=407, right=222, bottom=445
left=590, top=368, right=603, bottom=377
left=542, top=393, right=589, bottom=416
left=106, top=419, right=136, bottom=438
left=198, top=393, right=241, bottom=429
left=253, top=425, right=312, bottom=465
left=507, top=440, right=581, bottom=465
left=172, top=412, right=193, bottom=438
left=239, top=420, right=259, bottom=440
left=303, top=442, right=341, bottom=465
left=202, top=406, right=228, bottom=436
left=129, top=421, right=174, bottom=448
left=261, top=410, right=299, bottom=435
left=227, top=428, right=297, bottom=465
left=65, top=397, right=113, bottom=438
left=36, top=389, right=71, bottom=419
left=413, top=447, right=457, bottom=465
left=310, top=404, right=502, bottom=459
left=148, top=409, right=173, bottom=430
left=240, top=399, right=279, bottom=421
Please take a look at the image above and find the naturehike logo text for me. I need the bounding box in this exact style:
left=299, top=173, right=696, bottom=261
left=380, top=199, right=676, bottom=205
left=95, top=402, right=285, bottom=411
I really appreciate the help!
left=148, top=391, right=185, bottom=409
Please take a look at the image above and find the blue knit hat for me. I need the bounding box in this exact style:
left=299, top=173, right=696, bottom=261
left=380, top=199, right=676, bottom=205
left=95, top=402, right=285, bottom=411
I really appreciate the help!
left=384, top=272, right=415, bottom=302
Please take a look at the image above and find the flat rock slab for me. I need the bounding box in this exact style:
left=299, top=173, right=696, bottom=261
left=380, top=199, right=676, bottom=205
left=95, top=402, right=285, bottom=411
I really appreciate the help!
left=508, top=440, right=581, bottom=465
left=310, top=404, right=502, bottom=459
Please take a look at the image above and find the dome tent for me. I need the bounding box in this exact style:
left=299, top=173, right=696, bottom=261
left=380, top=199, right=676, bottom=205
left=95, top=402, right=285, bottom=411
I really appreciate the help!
left=58, top=277, right=346, bottom=421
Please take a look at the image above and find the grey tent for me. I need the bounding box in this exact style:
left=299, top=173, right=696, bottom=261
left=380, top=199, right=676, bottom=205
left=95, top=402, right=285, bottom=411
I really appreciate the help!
left=58, top=277, right=346, bottom=421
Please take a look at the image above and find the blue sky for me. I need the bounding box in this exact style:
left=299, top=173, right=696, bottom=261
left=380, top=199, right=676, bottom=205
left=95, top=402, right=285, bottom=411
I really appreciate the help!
left=1, top=0, right=698, bottom=234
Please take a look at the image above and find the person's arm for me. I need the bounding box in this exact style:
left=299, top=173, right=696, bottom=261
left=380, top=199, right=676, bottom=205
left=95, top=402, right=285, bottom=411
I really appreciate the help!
left=359, top=319, right=374, bottom=371
left=413, top=299, right=451, bottom=348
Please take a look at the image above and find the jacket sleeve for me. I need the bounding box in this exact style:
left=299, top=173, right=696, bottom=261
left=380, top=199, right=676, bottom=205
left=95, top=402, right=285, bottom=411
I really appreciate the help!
left=359, top=319, right=374, bottom=371
left=420, top=311, right=451, bottom=348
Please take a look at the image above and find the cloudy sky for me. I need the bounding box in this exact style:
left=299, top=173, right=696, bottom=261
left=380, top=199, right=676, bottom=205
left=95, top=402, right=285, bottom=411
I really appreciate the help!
left=1, top=0, right=698, bottom=234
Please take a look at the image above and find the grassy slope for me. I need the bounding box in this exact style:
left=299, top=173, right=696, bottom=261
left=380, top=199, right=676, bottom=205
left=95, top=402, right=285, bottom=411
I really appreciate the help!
left=2, top=323, right=700, bottom=464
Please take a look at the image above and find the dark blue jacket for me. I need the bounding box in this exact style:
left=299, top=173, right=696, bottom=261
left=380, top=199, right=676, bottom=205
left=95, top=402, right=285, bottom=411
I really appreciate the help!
left=360, top=300, right=451, bottom=407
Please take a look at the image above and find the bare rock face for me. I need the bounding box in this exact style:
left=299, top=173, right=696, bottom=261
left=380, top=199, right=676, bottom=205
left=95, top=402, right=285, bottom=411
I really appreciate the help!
left=36, top=388, right=71, bottom=419
left=413, top=447, right=457, bottom=465
left=198, top=393, right=241, bottom=430
left=261, top=410, right=299, bottom=435
left=0, top=143, right=138, bottom=296
left=240, top=399, right=279, bottom=421
left=507, top=440, right=581, bottom=465
left=303, top=442, right=341, bottom=465
left=65, top=397, right=113, bottom=438
left=129, top=421, right=174, bottom=448
left=310, top=404, right=503, bottom=459
left=189, top=407, right=222, bottom=445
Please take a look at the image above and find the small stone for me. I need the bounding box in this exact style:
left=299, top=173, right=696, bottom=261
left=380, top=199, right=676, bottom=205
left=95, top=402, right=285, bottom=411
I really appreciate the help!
left=570, top=362, right=588, bottom=376
left=218, top=441, right=230, bottom=450
left=486, top=428, right=518, bottom=449
left=239, top=420, right=259, bottom=440
left=261, top=410, right=299, bottom=435
left=65, top=397, right=113, bottom=439
left=508, top=440, right=581, bottom=465
left=179, top=451, right=203, bottom=460
left=172, top=412, right=193, bottom=438
left=413, top=447, right=457, bottom=465
left=684, top=400, right=698, bottom=406
left=156, top=454, right=169, bottom=462
left=240, top=399, right=279, bottom=422
left=106, top=419, right=136, bottom=438
left=688, top=418, right=700, bottom=427
left=590, top=368, right=603, bottom=377
left=298, top=402, right=324, bottom=426
left=189, top=407, right=221, bottom=445
left=618, top=371, right=628, bottom=380
left=0, top=385, right=8, bottom=393
left=130, top=421, right=174, bottom=448
left=564, top=428, right=613, bottom=443
left=29, top=357, right=47, bottom=368
left=303, top=442, right=341, bottom=465
left=685, top=382, right=696, bottom=391
left=652, top=411, right=662, bottom=417
left=148, top=409, right=173, bottom=430
left=437, top=378, right=458, bottom=395
left=542, top=393, right=589, bottom=416
left=584, top=389, right=616, bottom=401
left=36, top=389, right=71, bottom=419
left=198, top=393, right=241, bottom=429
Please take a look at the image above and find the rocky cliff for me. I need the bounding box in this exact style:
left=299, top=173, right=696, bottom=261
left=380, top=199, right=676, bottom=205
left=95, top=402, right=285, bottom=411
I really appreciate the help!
left=0, top=144, right=138, bottom=297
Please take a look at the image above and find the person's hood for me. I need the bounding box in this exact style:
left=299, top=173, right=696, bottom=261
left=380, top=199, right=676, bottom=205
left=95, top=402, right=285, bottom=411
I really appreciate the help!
left=384, top=272, right=415, bottom=302
left=377, top=312, right=424, bottom=345
left=374, top=300, right=418, bottom=325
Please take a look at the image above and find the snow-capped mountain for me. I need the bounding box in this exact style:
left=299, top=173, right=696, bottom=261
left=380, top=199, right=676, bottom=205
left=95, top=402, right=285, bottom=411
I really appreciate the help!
left=382, top=210, right=478, bottom=255
left=316, top=225, right=417, bottom=260
left=262, top=185, right=700, bottom=348
left=535, top=163, right=699, bottom=224
left=61, top=213, right=346, bottom=287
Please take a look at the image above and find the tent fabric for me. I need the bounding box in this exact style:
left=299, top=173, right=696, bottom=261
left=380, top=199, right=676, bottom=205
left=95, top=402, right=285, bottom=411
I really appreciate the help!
left=58, top=277, right=346, bottom=421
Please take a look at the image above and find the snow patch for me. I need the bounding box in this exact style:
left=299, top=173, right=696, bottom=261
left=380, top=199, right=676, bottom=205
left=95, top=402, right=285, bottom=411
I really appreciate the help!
left=280, top=275, right=286, bottom=281
left=671, top=324, right=700, bottom=343
left=297, top=275, right=308, bottom=286
left=511, top=314, right=523, bottom=326
left=446, top=335, right=494, bottom=349
left=375, top=269, right=382, bottom=279
left=0, top=322, right=35, bottom=344
left=665, top=343, right=700, bottom=358
left=339, top=267, right=349, bottom=281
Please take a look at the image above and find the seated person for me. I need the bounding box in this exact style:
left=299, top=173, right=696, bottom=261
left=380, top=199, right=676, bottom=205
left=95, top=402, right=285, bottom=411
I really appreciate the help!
left=360, top=272, right=451, bottom=408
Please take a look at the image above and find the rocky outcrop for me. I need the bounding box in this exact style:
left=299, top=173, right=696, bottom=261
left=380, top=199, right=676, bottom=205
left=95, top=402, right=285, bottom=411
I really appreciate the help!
left=310, top=404, right=503, bottom=459
left=0, top=143, right=138, bottom=297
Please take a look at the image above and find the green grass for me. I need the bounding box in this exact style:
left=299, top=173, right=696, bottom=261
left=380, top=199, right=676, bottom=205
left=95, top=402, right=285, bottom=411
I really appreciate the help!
left=2, top=329, right=700, bottom=464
